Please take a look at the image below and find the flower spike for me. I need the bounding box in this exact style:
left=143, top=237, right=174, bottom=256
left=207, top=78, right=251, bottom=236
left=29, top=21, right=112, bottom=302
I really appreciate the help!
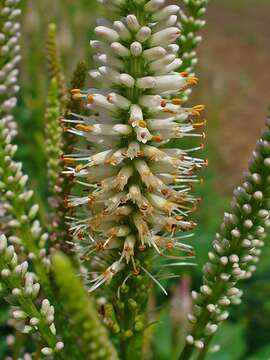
left=179, top=115, right=270, bottom=359
left=67, top=0, right=206, bottom=292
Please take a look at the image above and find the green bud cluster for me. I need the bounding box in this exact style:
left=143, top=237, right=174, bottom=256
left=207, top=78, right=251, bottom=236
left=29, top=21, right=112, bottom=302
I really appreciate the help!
left=179, top=116, right=270, bottom=359
left=46, top=23, right=67, bottom=109
left=177, top=0, right=208, bottom=101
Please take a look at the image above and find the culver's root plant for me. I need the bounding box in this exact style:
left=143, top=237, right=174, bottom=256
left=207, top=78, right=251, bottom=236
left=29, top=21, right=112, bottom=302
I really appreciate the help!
left=1, top=0, right=270, bottom=359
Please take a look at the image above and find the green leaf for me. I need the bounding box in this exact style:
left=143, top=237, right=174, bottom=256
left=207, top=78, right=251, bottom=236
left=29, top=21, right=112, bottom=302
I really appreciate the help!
left=247, top=345, right=270, bottom=360
left=52, top=252, right=119, bottom=360
left=152, top=309, right=173, bottom=360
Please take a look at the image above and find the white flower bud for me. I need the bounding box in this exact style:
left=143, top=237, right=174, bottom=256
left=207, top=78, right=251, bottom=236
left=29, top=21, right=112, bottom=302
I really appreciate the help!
left=136, top=26, right=151, bottom=42
left=41, top=348, right=53, bottom=356
left=186, top=335, right=194, bottom=344
left=130, top=41, right=142, bottom=56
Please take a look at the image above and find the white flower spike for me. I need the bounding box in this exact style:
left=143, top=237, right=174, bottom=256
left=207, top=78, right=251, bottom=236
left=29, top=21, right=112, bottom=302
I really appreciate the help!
left=65, top=0, right=206, bottom=291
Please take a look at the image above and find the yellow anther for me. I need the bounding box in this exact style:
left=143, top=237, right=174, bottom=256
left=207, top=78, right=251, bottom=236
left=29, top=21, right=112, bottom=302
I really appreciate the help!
left=162, top=108, right=176, bottom=114
left=63, top=157, right=75, bottom=164
left=193, top=104, right=205, bottom=112
left=172, top=98, right=182, bottom=105
left=187, top=77, right=198, bottom=86
left=139, top=120, right=147, bottom=128
left=193, top=120, right=206, bottom=129
left=70, top=88, right=80, bottom=94
left=72, top=93, right=84, bottom=100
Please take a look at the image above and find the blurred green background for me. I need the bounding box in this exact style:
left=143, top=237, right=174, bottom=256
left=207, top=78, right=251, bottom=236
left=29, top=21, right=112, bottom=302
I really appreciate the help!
left=1, top=0, right=270, bottom=359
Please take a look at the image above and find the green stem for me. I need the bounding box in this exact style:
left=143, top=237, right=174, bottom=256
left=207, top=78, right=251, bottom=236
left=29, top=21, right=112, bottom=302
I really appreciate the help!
left=179, top=344, right=195, bottom=360
left=111, top=5, right=151, bottom=359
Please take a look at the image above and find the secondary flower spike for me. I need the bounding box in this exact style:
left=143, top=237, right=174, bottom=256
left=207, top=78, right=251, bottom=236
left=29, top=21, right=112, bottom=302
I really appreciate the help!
left=64, top=0, right=206, bottom=291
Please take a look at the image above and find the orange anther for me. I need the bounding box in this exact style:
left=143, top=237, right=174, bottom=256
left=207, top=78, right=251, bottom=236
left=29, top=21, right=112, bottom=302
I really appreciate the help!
left=152, top=135, right=162, bottom=142
left=72, top=93, right=83, bottom=100
left=191, top=110, right=200, bottom=116
left=193, top=104, right=205, bottom=112
left=180, top=71, right=189, bottom=77
left=104, top=158, right=113, bottom=165
left=75, top=164, right=83, bottom=173
left=139, top=120, right=147, bottom=128
left=172, top=98, right=182, bottom=105
left=87, top=94, right=94, bottom=103
left=63, top=157, right=75, bottom=164
left=193, top=121, right=206, bottom=129
left=75, top=124, right=93, bottom=132
left=185, top=77, right=198, bottom=88
left=162, top=108, right=176, bottom=114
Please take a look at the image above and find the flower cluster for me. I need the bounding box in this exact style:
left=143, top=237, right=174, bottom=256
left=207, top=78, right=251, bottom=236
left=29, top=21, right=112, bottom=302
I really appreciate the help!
left=46, top=23, right=67, bottom=109
left=47, top=61, right=87, bottom=248
left=0, top=116, right=51, bottom=289
left=179, top=0, right=208, bottom=74
left=0, top=0, right=21, bottom=138
left=177, top=0, right=208, bottom=101
left=45, top=78, right=62, bottom=200
left=45, top=77, right=66, bottom=246
left=0, top=234, right=64, bottom=358
left=179, top=117, right=270, bottom=359
left=64, top=0, right=206, bottom=291
left=0, top=0, right=21, bottom=232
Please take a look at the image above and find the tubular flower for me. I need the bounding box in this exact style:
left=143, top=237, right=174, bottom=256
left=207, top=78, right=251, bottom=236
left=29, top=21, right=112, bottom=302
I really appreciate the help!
left=65, top=0, right=206, bottom=291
